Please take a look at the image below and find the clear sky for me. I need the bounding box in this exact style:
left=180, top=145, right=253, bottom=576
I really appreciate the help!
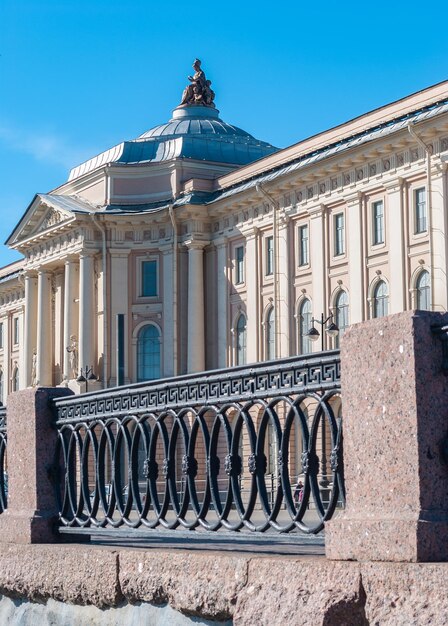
left=1, top=1, right=448, bottom=267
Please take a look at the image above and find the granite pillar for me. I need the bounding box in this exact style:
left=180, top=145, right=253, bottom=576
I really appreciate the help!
left=0, top=387, right=73, bottom=543
left=326, top=310, right=448, bottom=562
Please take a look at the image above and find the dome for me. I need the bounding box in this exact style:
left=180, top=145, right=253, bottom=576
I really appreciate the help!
left=138, top=105, right=258, bottom=141
left=68, top=105, right=278, bottom=182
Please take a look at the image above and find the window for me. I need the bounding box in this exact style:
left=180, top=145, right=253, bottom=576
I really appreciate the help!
left=141, top=260, right=158, bottom=297
left=373, top=280, right=388, bottom=318
left=335, top=291, right=349, bottom=348
left=415, top=188, right=427, bottom=234
left=416, top=270, right=430, bottom=310
left=266, top=307, right=275, bottom=360
left=0, top=370, right=3, bottom=404
left=13, top=318, right=19, bottom=345
left=137, top=324, right=161, bottom=381
left=0, top=323, right=3, bottom=349
left=235, top=246, right=244, bottom=284
left=334, top=213, right=345, bottom=256
left=298, top=299, right=312, bottom=355
left=298, top=225, right=309, bottom=266
left=235, top=314, right=247, bottom=365
left=372, top=201, right=384, bottom=245
left=266, top=236, right=274, bottom=276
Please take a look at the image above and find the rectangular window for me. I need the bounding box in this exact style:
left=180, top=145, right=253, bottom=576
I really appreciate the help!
left=13, top=317, right=19, bottom=345
left=334, top=213, right=345, bottom=256
left=235, top=246, right=244, bottom=284
left=415, top=188, right=427, bottom=234
left=141, top=260, right=158, bottom=297
left=372, top=200, right=384, bottom=245
left=266, top=236, right=274, bottom=275
left=0, top=323, right=3, bottom=349
left=298, top=225, right=309, bottom=266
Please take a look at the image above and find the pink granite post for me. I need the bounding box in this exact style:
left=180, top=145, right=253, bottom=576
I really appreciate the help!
left=326, top=310, right=448, bottom=562
left=0, top=387, right=73, bottom=543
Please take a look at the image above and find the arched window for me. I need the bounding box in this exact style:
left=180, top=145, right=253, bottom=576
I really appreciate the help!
left=298, top=299, right=312, bottom=354
left=137, top=324, right=161, bottom=382
left=12, top=366, right=19, bottom=392
left=266, top=307, right=275, bottom=360
left=335, top=290, right=349, bottom=348
left=373, top=280, right=388, bottom=318
left=235, top=314, right=247, bottom=366
left=416, top=270, right=430, bottom=311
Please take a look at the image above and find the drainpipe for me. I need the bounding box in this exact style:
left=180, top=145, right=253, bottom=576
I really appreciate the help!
left=169, top=204, right=178, bottom=376
left=408, top=123, right=434, bottom=310
left=256, top=184, right=279, bottom=359
left=91, top=213, right=108, bottom=387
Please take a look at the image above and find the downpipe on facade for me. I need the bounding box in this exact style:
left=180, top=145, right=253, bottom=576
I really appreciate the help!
left=169, top=204, right=178, bottom=376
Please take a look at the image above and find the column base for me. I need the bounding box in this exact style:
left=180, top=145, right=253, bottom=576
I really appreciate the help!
left=326, top=514, right=448, bottom=562
left=63, top=379, right=103, bottom=395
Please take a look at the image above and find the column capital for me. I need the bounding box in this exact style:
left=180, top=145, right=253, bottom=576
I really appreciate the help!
left=344, top=191, right=364, bottom=206
left=212, top=236, right=228, bottom=249
left=184, top=238, right=209, bottom=251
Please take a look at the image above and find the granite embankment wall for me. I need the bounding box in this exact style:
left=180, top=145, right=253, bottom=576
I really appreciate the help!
left=0, top=544, right=448, bottom=625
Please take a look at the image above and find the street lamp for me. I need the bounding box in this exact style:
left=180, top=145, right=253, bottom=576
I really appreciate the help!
left=307, top=313, right=339, bottom=352
left=76, top=366, right=97, bottom=393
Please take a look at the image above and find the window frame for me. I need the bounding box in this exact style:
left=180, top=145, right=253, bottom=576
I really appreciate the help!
left=372, top=200, right=385, bottom=246
left=13, top=317, right=19, bottom=346
left=298, top=224, right=309, bottom=267
left=235, top=313, right=247, bottom=366
left=136, top=323, right=161, bottom=382
left=334, top=212, right=345, bottom=257
left=414, top=187, right=427, bottom=235
left=137, top=257, right=159, bottom=299
left=235, top=245, right=245, bottom=285
left=265, top=236, right=274, bottom=276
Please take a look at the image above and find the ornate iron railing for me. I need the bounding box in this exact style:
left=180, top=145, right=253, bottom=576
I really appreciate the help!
left=52, top=352, right=343, bottom=536
left=0, top=406, right=7, bottom=514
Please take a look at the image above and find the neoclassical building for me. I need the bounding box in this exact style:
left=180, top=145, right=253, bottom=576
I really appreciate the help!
left=1, top=64, right=447, bottom=402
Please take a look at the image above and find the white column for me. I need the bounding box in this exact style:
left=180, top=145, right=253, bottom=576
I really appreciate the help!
left=161, top=246, right=174, bottom=377
left=18, top=309, right=25, bottom=389
left=431, top=167, right=448, bottom=311
left=186, top=239, right=207, bottom=373
left=36, top=270, right=53, bottom=386
left=244, top=230, right=259, bottom=364
left=387, top=179, right=406, bottom=313
left=53, top=272, right=64, bottom=383
left=78, top=253, right=96, bottom=374
left=278, top=216, right=291, bottom=357
left=215, top=238, right=229, bottom=368
left=63, top=259, right=79, bottom=380
left=23, top=272, right=38, bottom=386
left=309, top=205, right=326, bottom=351
left=347, top=193, right=364, bottom=324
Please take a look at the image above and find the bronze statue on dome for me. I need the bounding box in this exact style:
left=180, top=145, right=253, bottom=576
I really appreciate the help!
left=180, top=59, right=216, bottom=108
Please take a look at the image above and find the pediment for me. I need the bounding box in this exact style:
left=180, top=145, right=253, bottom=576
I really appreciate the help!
left=5, top=194, right=91, bottom=248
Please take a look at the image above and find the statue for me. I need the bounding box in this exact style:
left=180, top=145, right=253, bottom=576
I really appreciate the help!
left=31, top=349, right=38, bottom=387
left=66, top=335, right=78, bottom=379
left=180, top=59, right=216, bottom=108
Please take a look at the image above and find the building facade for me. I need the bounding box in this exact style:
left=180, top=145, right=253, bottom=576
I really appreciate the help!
left=1, top=68, right=448, bottom=403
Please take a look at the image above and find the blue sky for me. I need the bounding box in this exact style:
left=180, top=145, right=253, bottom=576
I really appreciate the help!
left=1, top=1, right=448, bottom=266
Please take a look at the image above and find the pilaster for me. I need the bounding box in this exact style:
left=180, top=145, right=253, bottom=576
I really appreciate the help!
left=185, top=238, right=208, bottom=373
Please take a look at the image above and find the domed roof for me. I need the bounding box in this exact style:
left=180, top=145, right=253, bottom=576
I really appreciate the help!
left=138, top=106, right=257, bottom=141
left=68, top=105, right=278, bottom=182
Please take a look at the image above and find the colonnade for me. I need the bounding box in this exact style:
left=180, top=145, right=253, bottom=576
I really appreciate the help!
left=22, top=253, right=98, bottom=387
